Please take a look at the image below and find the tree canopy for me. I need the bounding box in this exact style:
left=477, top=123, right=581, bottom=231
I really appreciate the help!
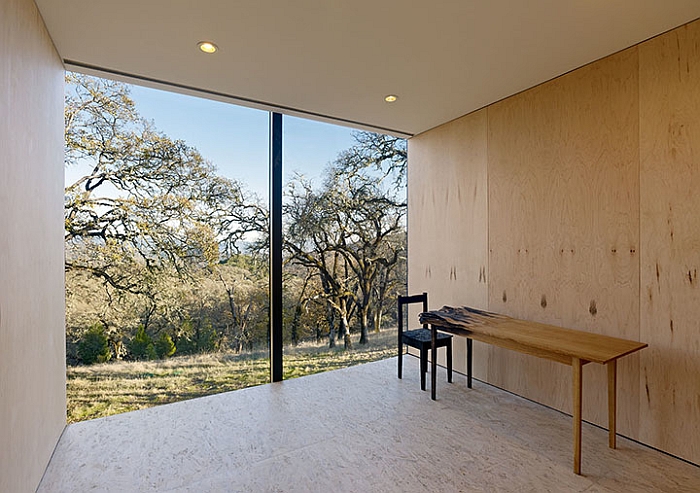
left=65, top=73, right=266, bottom=290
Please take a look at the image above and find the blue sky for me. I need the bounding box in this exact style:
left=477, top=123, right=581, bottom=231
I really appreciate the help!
left=128, top=84, right=359, bottom=199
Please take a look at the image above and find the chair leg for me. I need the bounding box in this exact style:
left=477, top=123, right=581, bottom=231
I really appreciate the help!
left=447, top=339, right=453, bottom=383
left=398, top=340, right=403, bottom=379
left=420, top=348, right=428, bottom=391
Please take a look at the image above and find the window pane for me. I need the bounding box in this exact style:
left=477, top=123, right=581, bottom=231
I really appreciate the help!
left=65, top=73, right=269, bottom=422
left=282, top=115, right=407, bottom=378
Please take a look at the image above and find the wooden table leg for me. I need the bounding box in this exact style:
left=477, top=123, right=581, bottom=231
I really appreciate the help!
left=572, top=357, right=583, bottom=475
left=431, top=325, right=437, bottom=400
left=467, top=338, right=473, bottom=389
left=608, top=359, right=617, bottom=449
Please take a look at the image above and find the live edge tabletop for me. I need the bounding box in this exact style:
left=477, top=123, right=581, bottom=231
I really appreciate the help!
left=419, top=306, right=648, bottom=475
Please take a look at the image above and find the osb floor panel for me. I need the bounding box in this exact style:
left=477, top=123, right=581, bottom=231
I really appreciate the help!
left=39, top=357, right=700, bottom=492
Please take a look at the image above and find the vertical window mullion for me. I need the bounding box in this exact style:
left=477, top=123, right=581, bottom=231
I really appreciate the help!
left=269, top=112, right=283, bottom=382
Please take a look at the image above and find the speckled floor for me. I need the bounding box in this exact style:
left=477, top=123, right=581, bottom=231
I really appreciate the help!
left=39, top=357, right=700, bottom=492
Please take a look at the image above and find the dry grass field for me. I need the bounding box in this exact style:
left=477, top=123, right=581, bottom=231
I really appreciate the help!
left=67, top=330, right=397, bottom=423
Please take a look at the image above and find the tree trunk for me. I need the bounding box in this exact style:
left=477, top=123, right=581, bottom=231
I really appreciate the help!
left=327, top=301, right=337, bottom=349
left=291, top=303, right=302, bottom=346
left=341, top=314, right=352, bottom=349
left=141, top=302, right=156, bottom=332
left=359, top=309, right=369, bottom=344
left=339, top=298, right=352, bottom=349
left=356, top=273, right=372, bottom=344
left=291, top=274, right=310, bottom=347
left=373, top=306, right=383, bottom=332
left=373, top=266, right=390, bottom=333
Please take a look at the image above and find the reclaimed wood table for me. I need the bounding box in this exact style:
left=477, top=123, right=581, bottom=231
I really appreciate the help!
left=419, top=306, right=647, bottom=475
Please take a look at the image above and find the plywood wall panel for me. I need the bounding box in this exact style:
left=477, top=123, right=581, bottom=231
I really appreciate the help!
left=639, top=21, right=700, bottom=465
left=0, top=0, right=66, bottom=491
left=487, top=48, right=640, bottom=434
left=408, top=110, right=489, bottom=377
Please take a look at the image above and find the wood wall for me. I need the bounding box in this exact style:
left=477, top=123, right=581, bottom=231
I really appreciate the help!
left=488, top=47, right=641, bottom=436
left=0, top=0, right=66, bottom=491
left=408, top=110, right=489, bottom=376
left=639, top=20, right=700, bottom=465
left=408, top=18, right=700, bottom=465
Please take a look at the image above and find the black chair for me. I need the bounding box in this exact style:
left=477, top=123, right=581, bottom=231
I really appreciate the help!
left=397, top=292, right=452, bottom=391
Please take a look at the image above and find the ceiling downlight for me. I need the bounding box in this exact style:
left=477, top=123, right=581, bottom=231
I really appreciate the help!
left=197, top=41, right=218, bottom=54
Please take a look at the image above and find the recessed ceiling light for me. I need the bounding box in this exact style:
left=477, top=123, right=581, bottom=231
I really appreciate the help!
left=197, top=41, right=218, bottom=54
left=384, top=94, right=398, bottom=103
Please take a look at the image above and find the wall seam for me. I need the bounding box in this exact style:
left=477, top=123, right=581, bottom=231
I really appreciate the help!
left=485, top=105, right=491, bottom=384
left=636, top=44, right=643, bottom=444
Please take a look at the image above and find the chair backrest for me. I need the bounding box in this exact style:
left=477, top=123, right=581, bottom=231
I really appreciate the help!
left=398, top=292, right=428, bottom=333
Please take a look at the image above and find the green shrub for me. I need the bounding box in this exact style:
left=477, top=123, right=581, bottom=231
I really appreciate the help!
left=176, top=317, right=218, bottom=354
left=77, top=323, right=112, bottom=364
left=155, top=332, right=176, bottom=359
left=195, top=322, right=219, bottom=353
left=127, top=326, right=157, bottom=361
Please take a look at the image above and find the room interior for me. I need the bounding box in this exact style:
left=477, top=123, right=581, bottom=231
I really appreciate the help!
left=2, top=0, right=700, bottom=490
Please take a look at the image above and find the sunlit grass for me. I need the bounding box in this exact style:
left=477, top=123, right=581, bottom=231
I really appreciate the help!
left=67, top=330, right=397, bottom=423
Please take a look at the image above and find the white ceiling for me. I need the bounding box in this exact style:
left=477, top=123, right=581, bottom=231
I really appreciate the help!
left=36, top=0, right=700, bottom=137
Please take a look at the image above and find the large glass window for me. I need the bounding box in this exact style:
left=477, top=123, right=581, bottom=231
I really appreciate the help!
left=64, top=74, right=407, bottom=423
left=64, top=74, right=269, bottom=422
left=282, top=116, right=407, bottom=378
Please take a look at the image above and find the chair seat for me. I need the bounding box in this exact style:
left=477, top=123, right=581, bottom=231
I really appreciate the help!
left=402, top=328, right=452, bottom=345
